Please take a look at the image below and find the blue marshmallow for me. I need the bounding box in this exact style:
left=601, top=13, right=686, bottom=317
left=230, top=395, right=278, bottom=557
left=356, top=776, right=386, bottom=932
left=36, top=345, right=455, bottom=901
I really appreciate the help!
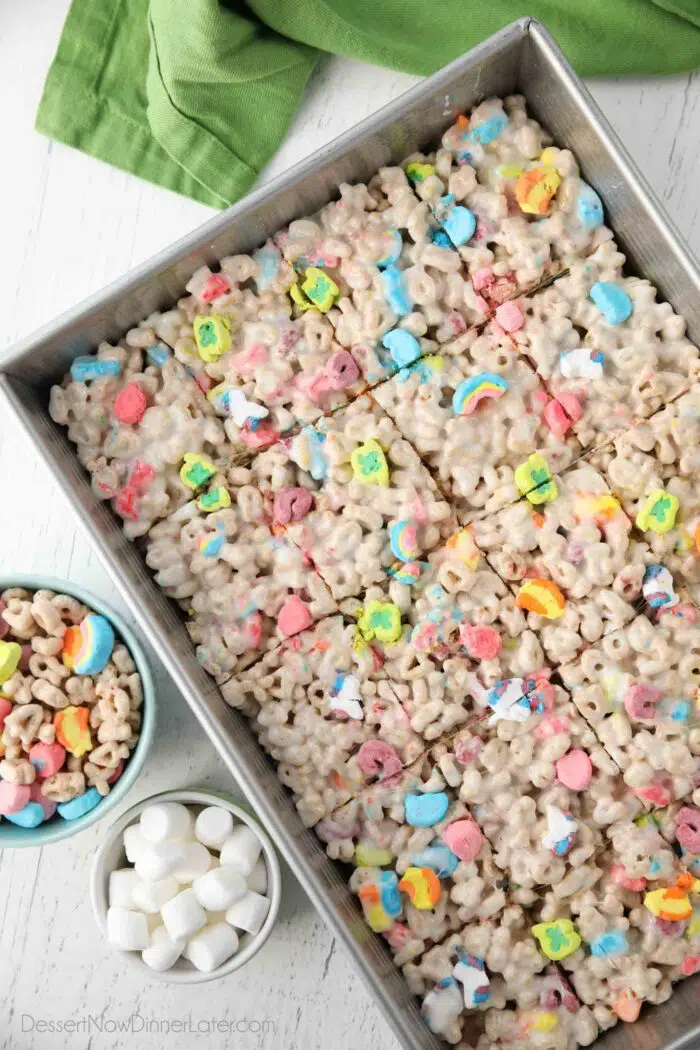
left=404, top=791, right=449, bottom=828
left=380, top=265, right=413, bottom=317
left=382, top=329, right=421, bottom=369
left=57, top=787, right=103, bottom=821
left=576, top=183, right=604, bottom=230
left=589, top=282, right=633, bottom=325
left=411, top=842, right=459, bottom=878
left=70, top=356, right=121, bottom=383
left=5, top=802, right=46, bottom=829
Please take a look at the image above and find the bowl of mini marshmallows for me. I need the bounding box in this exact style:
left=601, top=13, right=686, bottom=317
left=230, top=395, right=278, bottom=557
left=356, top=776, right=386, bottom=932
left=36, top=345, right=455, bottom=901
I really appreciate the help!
left=90, top=789, right=282, bottom=982
left=0, top=575, right=154, bottom=847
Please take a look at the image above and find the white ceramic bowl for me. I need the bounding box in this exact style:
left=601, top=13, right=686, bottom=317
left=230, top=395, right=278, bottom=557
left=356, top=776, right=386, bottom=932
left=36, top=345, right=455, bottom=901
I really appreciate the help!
left=90, top=788, right=282, bottom=984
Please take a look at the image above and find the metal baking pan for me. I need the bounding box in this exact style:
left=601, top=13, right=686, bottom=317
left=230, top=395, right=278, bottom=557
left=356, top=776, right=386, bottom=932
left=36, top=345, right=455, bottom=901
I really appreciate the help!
left=3, top=17, right=700, bottom=1048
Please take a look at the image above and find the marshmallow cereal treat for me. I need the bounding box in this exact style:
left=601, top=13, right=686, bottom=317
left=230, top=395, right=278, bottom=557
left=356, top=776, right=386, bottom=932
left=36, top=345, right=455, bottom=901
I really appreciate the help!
left=50, top=90, right=700, bottom=1041
left=510, top=245, right=700, bottom=450
left=104, top=800, right=272, bottom=973
left=471, top=464, right=654, bottom=665
left=560, top=612, right=700, bottom=808
left=0, top=588, right=143, bottom=828
left=373, top=327, right=581, bottom=522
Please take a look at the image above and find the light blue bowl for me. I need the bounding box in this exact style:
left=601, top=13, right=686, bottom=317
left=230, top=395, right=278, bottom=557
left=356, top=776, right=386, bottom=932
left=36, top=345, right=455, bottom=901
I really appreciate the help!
left=0, top=575, right=155, bottom=848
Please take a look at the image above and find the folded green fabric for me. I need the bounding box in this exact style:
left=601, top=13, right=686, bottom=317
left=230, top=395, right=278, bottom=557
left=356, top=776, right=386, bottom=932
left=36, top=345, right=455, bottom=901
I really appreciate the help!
left=36, top=0, right=700, bottom=209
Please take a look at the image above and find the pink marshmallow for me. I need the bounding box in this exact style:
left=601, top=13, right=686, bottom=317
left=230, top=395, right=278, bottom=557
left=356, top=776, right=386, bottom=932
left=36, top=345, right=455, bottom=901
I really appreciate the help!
left=29, top=781, right=57, bottom=821
left=494, top=300, right=524, bottom=332
left=0, top=781, right=31, bottom=815
left=676, top=807, right=700, bottom=855
left=29, top=741, right=66, bottom=779
left=460, top=625, right=502, bottom=660
left=0, top=697, right=12, bottom=730
left=624, top=683, right=662, bottom=721
left=277, top=595, right=312, bottom=638
left=555, top=748, right=593, bottom=791
left=472, top=267, right=495, bottom=293
left=442, top=819, right=484, bottom=861
left=356, top=740, right=402, bottom=782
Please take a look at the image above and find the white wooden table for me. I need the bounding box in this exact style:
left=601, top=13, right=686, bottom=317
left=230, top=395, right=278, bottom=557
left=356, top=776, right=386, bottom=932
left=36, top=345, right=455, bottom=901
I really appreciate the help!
left=1, top=3, right=699, bottom=1047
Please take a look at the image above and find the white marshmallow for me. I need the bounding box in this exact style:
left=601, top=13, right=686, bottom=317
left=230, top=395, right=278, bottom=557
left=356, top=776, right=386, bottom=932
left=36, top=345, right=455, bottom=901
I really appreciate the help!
left=134, top=841, right=187, bottom=882
left=106, top=907, right=150, bottom=951
left=172, top=841, right=212, bottom=883
left=225, top=890, right=270, bottom=935
left=146, top=912, right=162, bottom=934
left=246, top=857, right=268, bottom=896
left=141, top=925, right=185, bottom=972
left=194, top=806, right=234, bottom=850
left=187, top=922, right=239, bottom=973
left=109, top=868, right=141, bottom=908
left=132, top=876, right=180, bottom=913
left=123, top=824, right=147, bottom=863
left=161, top=888, right=207, bottom=941
left=219, top=826, right=262, bottom=878
left=140, top=802, right=193, bottom=843
left=193, top=866, right=246, bottom=912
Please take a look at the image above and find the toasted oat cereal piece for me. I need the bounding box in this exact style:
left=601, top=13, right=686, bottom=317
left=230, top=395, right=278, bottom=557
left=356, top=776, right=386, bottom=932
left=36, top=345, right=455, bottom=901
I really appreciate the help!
left=374, top=332, right=581, bottom=523
left=471, top=464, right=653, bottom=665
left=560, top=613, right=700, bottom=807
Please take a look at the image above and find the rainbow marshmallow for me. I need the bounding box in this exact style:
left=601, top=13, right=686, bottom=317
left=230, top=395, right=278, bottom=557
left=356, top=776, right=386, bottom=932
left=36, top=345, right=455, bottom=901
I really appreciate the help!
left=389, top=521, right=420, bottom=562
left=62, top=614, right=115, bottom=675
left=452, top=373, right=508, bottom=415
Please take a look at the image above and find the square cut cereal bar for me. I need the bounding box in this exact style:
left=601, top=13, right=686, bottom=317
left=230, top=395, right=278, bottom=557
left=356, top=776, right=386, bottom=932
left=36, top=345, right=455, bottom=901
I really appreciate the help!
left=373, top=331, right=581, bottom=523
left=49, top=343, right=228, bottom=539
left=510, top=244, right=700, bottom=449
left=559, top=613, right=700, bottom=808
left=589, top=386, right=700, bottom=589
left=430, top=680, right=639, bottom=898
left=471, top=464, right=651, bottom=665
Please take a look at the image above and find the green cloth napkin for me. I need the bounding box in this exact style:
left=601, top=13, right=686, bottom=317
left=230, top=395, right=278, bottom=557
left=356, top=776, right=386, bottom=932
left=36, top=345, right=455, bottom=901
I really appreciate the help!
left=36, top=0, right=700, bottom=209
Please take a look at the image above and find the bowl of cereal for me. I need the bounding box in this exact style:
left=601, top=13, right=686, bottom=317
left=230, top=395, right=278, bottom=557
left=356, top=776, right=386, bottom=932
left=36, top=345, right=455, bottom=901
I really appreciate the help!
left=0, top=576, right=154, bottom=847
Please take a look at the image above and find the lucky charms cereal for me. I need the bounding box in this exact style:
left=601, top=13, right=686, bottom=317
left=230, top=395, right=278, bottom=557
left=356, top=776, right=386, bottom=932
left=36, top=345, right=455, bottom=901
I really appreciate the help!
left=0, top=588, right=142, bottom=827
left=49, top=92, right=700, bottom=1047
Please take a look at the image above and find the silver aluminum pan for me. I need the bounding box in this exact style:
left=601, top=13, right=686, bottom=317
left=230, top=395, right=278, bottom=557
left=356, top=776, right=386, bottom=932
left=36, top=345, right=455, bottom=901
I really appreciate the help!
left=2, top=17, right=700, bottom=1049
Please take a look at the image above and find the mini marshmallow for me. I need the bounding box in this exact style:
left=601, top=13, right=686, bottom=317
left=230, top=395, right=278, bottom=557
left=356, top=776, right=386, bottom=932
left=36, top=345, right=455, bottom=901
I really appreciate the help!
left=140, top=802, right=193, bottom=843
left=187, top=922, right=239, bottom=973
left=132, top=876, right=179, bottom=914
left=193, top=866, right=246, bottom=912
left=246, top=857, right=268, bottom=896
left=123, top=823, right=148, bottom=863
left=194, top=806, right=234, bottom=850
left=172, top=841, right=212, bottom=883
left=225, top=890, right=270, bottom=935
left=109, top=868, right=141, bottom=909
left=219, top=825, right=262, bottom=878
left=161, top=888, right=207, bottom=941
left=134, top=841, right=187, bottom=882
left=141, top=925, right=185, bottom=972
left=106, top=906, right=150, bottom=951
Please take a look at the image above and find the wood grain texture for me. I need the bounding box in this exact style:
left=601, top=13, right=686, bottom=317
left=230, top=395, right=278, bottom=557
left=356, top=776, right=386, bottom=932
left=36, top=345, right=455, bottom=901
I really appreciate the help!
left=0, top=2, right=698, bottom=1046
